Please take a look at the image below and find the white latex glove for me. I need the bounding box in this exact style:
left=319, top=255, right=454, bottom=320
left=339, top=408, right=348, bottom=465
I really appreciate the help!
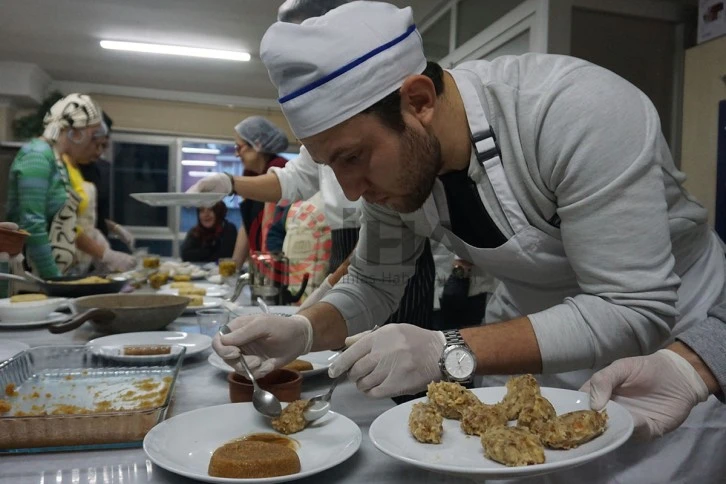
left=580, top=349, right=709, bottom=440
left=298, top=275, right=333, bottom=311
left=186, top=173, right=232, bottom=194
left=328, top=323, right=446, bottom=398
left=212, top=314, right=313, bottom=378
left=106, top=220, right=135, bottom=249
left=101, top=248, right=137, bottom=272
left=0, top=222, right=19, bottom=230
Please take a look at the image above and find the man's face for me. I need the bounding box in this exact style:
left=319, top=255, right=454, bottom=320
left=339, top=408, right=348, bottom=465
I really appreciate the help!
left=302, top=112, right=443, bottom=213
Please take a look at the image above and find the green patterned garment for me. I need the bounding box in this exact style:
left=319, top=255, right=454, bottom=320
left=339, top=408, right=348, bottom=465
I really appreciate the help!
left=6, top=138, right=68, bottom=278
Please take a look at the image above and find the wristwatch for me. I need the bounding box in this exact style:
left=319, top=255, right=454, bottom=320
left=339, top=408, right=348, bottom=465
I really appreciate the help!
left=439, top=329, right=477, bottom=383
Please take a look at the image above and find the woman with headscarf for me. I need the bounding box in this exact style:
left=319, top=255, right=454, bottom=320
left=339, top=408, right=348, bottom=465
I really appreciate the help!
left=230, top=116, right=289, bottom=267
left=181, top=201, right=238, bottom=262
left=6, top=93, right=136, bottom=278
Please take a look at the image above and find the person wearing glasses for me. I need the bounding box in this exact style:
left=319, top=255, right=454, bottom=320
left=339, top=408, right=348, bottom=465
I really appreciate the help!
left=6, top=94, right=136, bottom=279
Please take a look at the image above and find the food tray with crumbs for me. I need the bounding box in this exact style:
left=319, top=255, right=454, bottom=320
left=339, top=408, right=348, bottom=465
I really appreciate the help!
left=0, top=344, right=185, bottom=453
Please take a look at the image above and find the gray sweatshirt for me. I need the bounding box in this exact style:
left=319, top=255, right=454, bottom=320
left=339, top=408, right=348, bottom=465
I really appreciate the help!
left=320, top=53, right=719, bottom=374
left=678, top=301, right=726, bottom=400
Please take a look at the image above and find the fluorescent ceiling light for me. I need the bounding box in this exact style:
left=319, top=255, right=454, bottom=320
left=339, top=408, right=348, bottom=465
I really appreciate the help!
left=189, top=171, right=217, bottom=177
left=181, top=147, right=221, bottom=154
left=182, top=160, right=218, bottom=167
left=100, top=40, right=251, bottom=62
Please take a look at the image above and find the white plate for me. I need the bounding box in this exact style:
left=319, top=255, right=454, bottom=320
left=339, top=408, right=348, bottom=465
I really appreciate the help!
left=130, top=192, right=225, bottom=207
left=158, top=282, right=229, bottom=298
left=183, top=297, right=224, bottom=314
left=0, top=340, right=30, bottom=362
left=90, top=344, right=186, bottom=363
left=0, top=297, right=68, bottom=322
left=87, top=331, right=212, bottom=358
left=0, top=311, right=69, bottom=329
left=369, top=387, right=634, bottom=480
left=144, top=402, right=362, bottom=483
left=207, top=350, right=338, bottom=378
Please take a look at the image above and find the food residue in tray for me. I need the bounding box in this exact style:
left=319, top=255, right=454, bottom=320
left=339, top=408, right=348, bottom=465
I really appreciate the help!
left=0, top=373, right=174, bottom=417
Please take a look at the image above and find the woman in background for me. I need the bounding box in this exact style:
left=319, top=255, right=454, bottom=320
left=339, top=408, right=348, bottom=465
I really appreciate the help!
left=6, top=93, right=135, bottom=279
left=231, top=116, right=289, bottom=267
left=182, top=202, right=237, bottom=263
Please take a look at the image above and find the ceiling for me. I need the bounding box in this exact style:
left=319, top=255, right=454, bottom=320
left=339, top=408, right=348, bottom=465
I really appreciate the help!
left=0, top=0, right=445, bottom=102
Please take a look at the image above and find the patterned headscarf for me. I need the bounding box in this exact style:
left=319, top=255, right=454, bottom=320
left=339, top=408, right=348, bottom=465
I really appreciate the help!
left=42, top=93, right=103, bottom=142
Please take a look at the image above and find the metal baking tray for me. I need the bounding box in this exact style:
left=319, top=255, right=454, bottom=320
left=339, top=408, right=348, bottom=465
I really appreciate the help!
left=0, top=344, right=185, bottom=453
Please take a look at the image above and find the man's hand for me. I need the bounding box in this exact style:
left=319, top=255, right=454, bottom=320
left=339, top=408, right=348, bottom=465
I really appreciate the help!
left=212, top=314, right=313, bottom=377
left=580, top=348, right=710, bottom=440
left=328, top=323, right=446, bottom=398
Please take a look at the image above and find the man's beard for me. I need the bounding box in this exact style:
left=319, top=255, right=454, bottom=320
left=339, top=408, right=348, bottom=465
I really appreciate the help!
left=388, top=125, right=443, bottom=213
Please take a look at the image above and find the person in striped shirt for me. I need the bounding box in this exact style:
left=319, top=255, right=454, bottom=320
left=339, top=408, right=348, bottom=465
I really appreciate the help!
left=6, top=94, right=135, bottom=280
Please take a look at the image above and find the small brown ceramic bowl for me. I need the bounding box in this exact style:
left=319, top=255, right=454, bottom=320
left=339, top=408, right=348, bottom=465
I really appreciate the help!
left=227, top=368, right=302, bottom=403
left=0, top=226, right=28, bottom=256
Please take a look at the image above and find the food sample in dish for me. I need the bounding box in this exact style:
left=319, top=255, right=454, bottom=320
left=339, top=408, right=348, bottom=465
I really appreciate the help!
left=147, top=272, right=169, bottom=289
left=218, top=259, right=237, bottom=277
left=283, top=359, right=313, bottom=372
left=271, top=400, right=310, bottom=435
left=178, top=287, right=206, bottom=296
left=185, top=295, right=204, bottom=307
left=517, top=394, right=556, bottom=434
left=56, top=276, right=110, bottom=284
left=501, top=374, right=540, bottom=420
left=123, top=345, right=172, bottom=356
left=426, top=381, right=480, bottom=420
left=9, top=293, right=47, bottom=303
left=5, top=383, right=18, bottom=397
left=170, top=281, right=195, bottom=288
left=143, top=256, right=160, bottom=269
left=172, top=274, right=191, bottom=282
left=481, top=426, right=545, bottom=467
left=538, top=410, right=608, bottom=450
left=408, top=402, right=443, bottom=444
left=208, top=440, right=300, bottom=478
left=460, top=402, right=508, bottom=436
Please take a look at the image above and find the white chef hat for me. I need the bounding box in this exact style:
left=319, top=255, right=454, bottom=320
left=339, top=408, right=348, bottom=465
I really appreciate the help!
left=261, top=1, right=426, bottom=139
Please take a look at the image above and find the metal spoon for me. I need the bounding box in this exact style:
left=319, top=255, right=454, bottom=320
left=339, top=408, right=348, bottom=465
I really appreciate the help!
left=218, top=324, right=282, bottom=418
left=303, top=325, right=380, bottom=422
left=256, top=297, right=270, bottom=314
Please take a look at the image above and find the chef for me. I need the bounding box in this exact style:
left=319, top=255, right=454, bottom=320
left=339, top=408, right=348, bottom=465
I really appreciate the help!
left=213, top=2, right=726, bottom=482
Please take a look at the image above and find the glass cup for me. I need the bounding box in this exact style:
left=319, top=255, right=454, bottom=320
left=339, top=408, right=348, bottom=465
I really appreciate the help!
left=197, top=309, right=229, bottom=337
left=219, top=258, right=237, bottom=278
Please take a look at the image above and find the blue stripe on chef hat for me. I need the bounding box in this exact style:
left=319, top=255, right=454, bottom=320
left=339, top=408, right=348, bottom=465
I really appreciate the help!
left=261, top=1, right=427, bottom=139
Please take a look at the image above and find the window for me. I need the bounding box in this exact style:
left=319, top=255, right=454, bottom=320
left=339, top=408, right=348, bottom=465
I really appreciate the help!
left=110, top=136, right=174, bottom=227
left=422, top=10, right=452, bottom=61
left=456, top=0, right=528, bottom=47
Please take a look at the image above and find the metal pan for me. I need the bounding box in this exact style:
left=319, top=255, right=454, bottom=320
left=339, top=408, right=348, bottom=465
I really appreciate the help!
left=48, top=294, right=189, bottom=334
left=0, top=273, right=128, bottom=298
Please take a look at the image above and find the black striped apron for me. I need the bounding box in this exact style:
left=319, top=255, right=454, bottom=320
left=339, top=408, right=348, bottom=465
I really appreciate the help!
left=329, top=228, right=435, bottom=328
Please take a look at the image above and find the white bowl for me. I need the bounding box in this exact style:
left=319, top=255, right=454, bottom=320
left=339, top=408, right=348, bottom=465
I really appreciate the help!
left=0, top=297, right=68, bottom=322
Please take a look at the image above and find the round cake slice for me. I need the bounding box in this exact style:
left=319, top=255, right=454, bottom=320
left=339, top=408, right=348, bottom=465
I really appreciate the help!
left=208, top=440, right=301, bottom=478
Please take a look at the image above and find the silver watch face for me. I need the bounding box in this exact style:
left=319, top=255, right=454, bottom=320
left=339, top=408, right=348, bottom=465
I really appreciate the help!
left=444, top=346, right=475, bottom=380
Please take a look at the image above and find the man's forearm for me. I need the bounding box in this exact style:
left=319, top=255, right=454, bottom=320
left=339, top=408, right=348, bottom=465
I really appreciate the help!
left=233, top=172, right=282, bottom=203
left=668, top=341, right=720, bottom=395
left=75, top=232, right=104, bottom=259
left=299, top=302, right=348, bottom=351
left=461, top=317, right=543, bottom=375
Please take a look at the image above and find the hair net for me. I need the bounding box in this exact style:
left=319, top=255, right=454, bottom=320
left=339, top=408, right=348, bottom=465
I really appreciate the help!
left=42, top=93, right=103, bottom=142
left=277, top=0, right=356, bottom=23
left=234, top=116, right=289, bottom=154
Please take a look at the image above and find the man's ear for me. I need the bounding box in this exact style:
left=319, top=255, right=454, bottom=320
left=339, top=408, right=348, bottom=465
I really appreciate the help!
left=399, top=74, right=437, bottom=126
